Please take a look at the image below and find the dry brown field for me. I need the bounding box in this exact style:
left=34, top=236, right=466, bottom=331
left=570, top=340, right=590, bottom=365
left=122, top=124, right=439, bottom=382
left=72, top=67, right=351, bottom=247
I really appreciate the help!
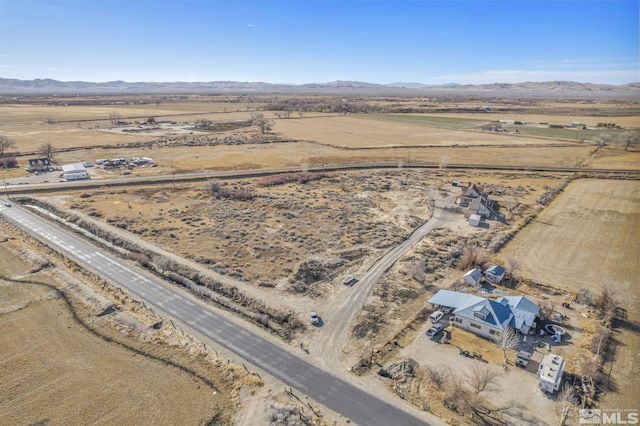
left=499, top=179, right=640, bottom=410
left=274, top=114, right=561, bottom=147
left=0, top=242, right=233, bottom=425
left=1, top=96, right=639, bottom=424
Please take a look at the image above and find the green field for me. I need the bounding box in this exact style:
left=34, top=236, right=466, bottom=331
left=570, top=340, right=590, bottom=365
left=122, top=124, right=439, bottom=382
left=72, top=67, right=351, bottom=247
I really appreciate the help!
left=361, top=113, right=489, bottom=129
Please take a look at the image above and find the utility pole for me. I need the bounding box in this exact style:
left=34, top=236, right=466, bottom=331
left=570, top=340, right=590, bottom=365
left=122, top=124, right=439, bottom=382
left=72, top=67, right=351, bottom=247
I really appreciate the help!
left=3, top=173, right=8, bottom=199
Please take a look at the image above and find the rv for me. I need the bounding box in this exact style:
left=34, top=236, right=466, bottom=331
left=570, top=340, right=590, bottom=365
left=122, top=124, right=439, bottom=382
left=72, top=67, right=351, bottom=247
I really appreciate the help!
left=538, top=354, right=564, bottom=393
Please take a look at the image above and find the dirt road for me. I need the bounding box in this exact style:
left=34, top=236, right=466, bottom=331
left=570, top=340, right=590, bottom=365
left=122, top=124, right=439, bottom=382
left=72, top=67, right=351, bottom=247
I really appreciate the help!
left=309, top=190, right=461, bottom=371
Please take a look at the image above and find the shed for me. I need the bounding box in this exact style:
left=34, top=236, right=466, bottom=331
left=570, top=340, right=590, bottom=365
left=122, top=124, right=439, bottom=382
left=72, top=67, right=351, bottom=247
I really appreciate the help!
left=484, top=265, right=506, bottom=284
left=468, top=214, right=482, bottom=227
left=463, top=268, right=482, bottom=286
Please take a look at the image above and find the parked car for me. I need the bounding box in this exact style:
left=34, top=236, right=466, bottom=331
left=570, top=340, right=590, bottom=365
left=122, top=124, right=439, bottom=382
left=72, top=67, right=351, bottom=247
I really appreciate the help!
left=515, top=351, right=531, bottom=368
left=4, top=202, right=11, bottom=207
left=429, top=310, right=444, bottom=323
left=309, top=311, right=320, bottom=325
left=342, top=276, right=358, bottom=286
left=426, top=323, right=445, bottom=338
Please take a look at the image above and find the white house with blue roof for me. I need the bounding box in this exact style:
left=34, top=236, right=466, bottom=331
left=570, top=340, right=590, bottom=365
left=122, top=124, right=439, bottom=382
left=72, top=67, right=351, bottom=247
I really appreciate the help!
left=428, top=290, right=540, bottom=340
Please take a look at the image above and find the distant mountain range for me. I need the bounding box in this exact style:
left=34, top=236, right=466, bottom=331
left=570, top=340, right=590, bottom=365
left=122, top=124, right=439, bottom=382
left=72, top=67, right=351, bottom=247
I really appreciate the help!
left=0, top=78, right=637, bottom=99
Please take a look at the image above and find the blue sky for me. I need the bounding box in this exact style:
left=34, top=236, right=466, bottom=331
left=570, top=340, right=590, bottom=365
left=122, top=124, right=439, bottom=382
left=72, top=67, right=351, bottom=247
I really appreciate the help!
left=0, top=1, right=637, bottom=84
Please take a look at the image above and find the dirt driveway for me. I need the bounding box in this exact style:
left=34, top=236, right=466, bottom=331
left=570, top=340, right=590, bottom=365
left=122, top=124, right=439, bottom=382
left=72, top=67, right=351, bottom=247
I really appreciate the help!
left=400, top=319, right=559, bottom=426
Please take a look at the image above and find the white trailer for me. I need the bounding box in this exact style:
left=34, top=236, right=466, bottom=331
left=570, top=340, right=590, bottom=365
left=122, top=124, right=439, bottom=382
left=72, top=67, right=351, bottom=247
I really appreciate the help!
left=65, top=172, right=89, bottom=181
left=538, top=354, right=564, bottom=393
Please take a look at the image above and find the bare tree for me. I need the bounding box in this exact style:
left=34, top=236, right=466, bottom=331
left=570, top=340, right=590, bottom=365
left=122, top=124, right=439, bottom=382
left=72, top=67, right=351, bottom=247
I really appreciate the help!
left=621, top=131, right=639, bottom=151
left=465, top=361, right=498, bottom=395
left=0, top=135, right=16, bottom=157
left=444, top=372, right=476, bottom=415
left=594, top=283, right=620, bottom=323
left=493, top=326, right=520, bottom=362
left=38, top=143, right=55, bottom=161
left=251, top=113, right=274, bottom=134
left=592, top=133, right=610, bottom=149
left=457, top=245, right=489, bottom=271
left=507, top=257, right=521, bottom=286
left=558, top=383, right=578, bottom=426
left=274, top=110, right=292, bottom=119
left=590, top=326, right=610, bottom=356
left=108, top=111, right=121, bottom=125
left=426, top=366, right=449, bottom=390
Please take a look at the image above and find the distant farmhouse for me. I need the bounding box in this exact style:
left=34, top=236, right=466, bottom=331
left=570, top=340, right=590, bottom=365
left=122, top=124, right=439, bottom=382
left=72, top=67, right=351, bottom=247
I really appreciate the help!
left=456, top=182, right=501, bottom=220
left=428, top=289, right=540, bottom=340
left=27, top=158, right=52, bottom=172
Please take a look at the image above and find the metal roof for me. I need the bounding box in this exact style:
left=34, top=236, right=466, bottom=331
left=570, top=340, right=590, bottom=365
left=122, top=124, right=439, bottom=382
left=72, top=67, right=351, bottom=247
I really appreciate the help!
left=455, top=298, right=514, bottom=330
left=427, top=289, right=483, bottom=310
left=485, top=265, right=506, bottom=276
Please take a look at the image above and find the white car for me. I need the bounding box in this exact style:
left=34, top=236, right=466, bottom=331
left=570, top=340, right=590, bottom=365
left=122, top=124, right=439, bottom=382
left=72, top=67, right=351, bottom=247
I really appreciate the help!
left=309, top=311, right=320, bottom=325
left=429, top=310, right=444, bottom=323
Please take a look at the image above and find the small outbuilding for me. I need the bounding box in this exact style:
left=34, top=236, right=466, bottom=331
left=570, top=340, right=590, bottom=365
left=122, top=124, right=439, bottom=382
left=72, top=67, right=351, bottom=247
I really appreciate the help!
left=463, top=268, right=483, bottom=286
left=484, top=265, right=506, bottom=284
left=468, top=214, right=482, bottom=227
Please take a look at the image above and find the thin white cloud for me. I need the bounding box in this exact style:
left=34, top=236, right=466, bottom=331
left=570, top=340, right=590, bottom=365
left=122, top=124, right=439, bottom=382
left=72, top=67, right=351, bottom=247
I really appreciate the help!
left=432, top=69, right=639, bottom=85
left=247, top=24, right=255, bottom=28
left=48, top=68, right=58, bottom=71
left=523, top=57, right=639, bottom=70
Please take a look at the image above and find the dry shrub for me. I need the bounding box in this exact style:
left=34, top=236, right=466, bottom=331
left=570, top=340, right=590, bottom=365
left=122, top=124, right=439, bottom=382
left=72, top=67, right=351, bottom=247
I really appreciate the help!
left=426, top=366, right=448, bottom=390
left=581, top=356, right=601, bottom=382
left=267, top=404, right=305, bottom=426
left=457, top=245, right=489, bottom=271
left=590, top=326, right=610, bottom=356
left=204, top=179, right=254, bottom=200
left=258, top=172, right=326, bottom=187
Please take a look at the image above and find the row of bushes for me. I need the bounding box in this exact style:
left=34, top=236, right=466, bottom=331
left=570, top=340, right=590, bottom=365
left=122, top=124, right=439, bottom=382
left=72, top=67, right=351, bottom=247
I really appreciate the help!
left=257, top=172, right=327, bottom=187
left=16, top=197, right=305, bottom=340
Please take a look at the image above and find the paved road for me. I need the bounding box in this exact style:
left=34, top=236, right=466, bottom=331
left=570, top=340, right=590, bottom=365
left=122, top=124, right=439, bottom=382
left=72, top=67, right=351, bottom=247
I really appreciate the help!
left=4, top=161, right=638, bottom=195
left=0, top=200, right=428, bottom=425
